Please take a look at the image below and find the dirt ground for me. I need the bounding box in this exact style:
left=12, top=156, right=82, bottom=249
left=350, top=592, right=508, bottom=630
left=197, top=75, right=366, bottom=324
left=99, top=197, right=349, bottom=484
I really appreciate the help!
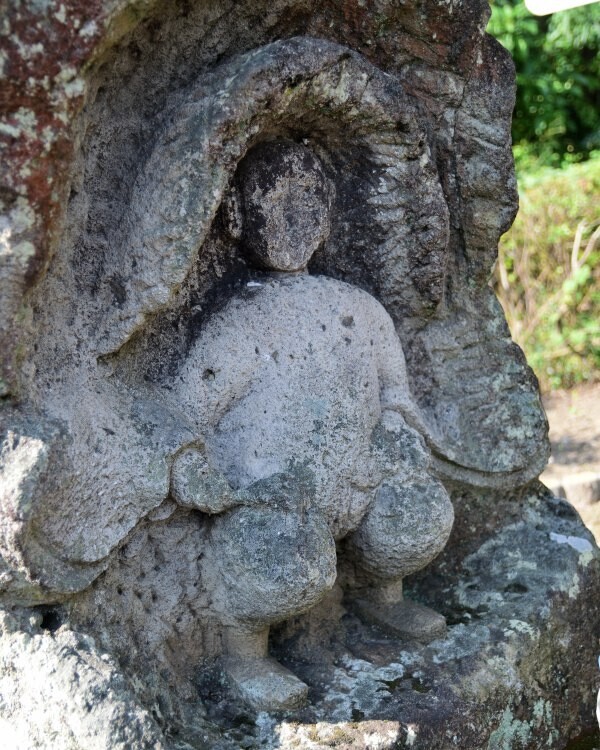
left=540, top=381, right=600, bottom=541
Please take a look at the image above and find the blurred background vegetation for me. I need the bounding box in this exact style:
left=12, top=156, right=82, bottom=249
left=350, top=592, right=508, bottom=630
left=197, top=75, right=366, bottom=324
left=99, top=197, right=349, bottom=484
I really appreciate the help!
left=487, top=0, right=600, bottom=391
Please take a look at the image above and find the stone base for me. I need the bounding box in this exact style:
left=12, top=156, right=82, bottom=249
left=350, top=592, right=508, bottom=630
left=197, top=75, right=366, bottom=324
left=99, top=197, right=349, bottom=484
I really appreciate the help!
left=1, top=484, right=599, bottom=749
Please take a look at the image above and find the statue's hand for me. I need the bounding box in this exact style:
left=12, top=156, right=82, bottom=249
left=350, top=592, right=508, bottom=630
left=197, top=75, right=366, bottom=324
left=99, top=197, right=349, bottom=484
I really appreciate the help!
left=171, top=450, right=317, bottom=514
left=371, top=410, right=430, bottom=476
left=170, top=446, right=239, bottom=515
left=380, top=387, right=446, bottom=458
left=238, top=463, right=317, bottom=513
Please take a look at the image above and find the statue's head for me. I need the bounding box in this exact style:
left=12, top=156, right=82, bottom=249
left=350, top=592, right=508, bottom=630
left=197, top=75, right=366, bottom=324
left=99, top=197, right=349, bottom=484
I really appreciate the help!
left=225, top=140, right=331, bottom=272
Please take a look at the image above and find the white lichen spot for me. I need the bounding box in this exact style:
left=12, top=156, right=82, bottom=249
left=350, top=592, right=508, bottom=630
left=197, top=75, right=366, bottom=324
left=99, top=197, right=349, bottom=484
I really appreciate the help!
left=0, top=201, right=36, bottom=265
left=0, top=50, right=8, bottom=77
left=0, top=107, right=38, bottom=140
left=549, top=532, right=593, bottom=554
left=79, top=20, right=98, bottom=38
left=11, top=241, right=36, bottom=264
left=0, top=219, right=10, bottom=254
left=0, top=121, right=20, bottom=138
left=8, top=198, right=36, bottom=234
left=14, top=40, right=45, bottom=60
left=35, top=75, right=50, bottom=91
left=362, top=725, right=401, bottom=749
left=405, top=724, right=418, bottom=746
left=55, top=3, right=66, bottom=23
left=40, top=125, right=57, bottom=153
left=255, top=712, right=277, bottom=743
left=54, top=65, right=78, bottom=85
left=62, top=77, right=85, bottom=99
left=567, top=576, right=581, bottom=599
left=515, top=560, right=538, bottom=571
left=502, top=422, right=531, bottom=440
left=396, top=650, right=424, bottom=668
left=506, top=619, right=538, bottom=638
left=487, top=707, right=532, bottom=750
left=0, top=212, right=36, bottom=272
left=15, top=107, right=38, bottom=134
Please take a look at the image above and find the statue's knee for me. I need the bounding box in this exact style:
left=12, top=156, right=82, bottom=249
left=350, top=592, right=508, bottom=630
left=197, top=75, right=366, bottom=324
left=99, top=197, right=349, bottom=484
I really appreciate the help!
left=209, top=506, right=336, bottom=625
left=350, top=476, right=454, bottom=580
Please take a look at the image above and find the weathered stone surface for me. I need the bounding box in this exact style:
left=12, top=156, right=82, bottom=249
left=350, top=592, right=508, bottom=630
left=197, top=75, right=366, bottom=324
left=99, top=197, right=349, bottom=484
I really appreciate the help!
left=2, top=485, right=598, bottom=749
left=0, top=608, right=166, bottom=749
left=1, top=0, right=598, bottom=747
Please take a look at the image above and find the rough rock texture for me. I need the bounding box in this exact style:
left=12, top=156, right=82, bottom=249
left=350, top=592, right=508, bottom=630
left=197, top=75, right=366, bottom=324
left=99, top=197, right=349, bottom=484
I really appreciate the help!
left=1, top=0, right=599, bottom=748
left=0, top=608, right=166, bottom=749
left=1, top=6, right=548, bottom=602
left=2, top=485, right=598, bottom=749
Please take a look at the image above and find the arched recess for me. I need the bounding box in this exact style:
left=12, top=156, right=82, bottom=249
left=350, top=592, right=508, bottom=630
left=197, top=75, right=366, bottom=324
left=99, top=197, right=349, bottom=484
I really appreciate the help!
left=102, top=34, right=547, bottom=488
left=89, top=35, right=450, bottom=362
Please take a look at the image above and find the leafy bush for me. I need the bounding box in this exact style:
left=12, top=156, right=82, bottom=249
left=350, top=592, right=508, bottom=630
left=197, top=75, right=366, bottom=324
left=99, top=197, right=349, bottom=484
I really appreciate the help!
left=488, top=1, right=600, bottom=169
left=493, top=154, right=600, bottom=391
left=488, top=2, right=600, bottom=390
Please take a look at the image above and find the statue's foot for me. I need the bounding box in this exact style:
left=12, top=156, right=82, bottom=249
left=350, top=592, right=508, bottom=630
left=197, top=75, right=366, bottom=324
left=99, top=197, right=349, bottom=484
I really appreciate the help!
left=351, top=598, right=446, bottom=643
left=221, top=655, right=308, bottom=712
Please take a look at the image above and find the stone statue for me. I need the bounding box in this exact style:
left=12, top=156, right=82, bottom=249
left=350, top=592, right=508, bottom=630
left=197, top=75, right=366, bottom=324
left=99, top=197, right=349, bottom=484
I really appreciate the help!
left=170, top=140, right=454, bottom=710
left=2, top=7, right=598, bottom=745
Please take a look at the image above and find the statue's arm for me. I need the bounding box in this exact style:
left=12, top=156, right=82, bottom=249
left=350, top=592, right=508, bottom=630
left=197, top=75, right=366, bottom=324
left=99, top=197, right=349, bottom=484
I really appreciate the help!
left=169, top=309, right=314, bottom=513
left=372, top=301, right=444, bottom=451
left=373, top=305, right=428, bottom=431
left=168, top=322, right=258, bottom=514
left=374, top=303, right=446, bottom=464
left=170, top=446, right=315, bottom=514
left=365, top=303, right=448, bottom=476
left=168, top=351, right=247, bottom=515
left=170, top=444, right=242, bottom=514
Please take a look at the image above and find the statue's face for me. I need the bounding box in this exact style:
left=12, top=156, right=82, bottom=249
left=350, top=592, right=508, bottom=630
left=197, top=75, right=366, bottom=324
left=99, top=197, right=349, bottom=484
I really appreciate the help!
left=236, top=141, right=331, bottom=272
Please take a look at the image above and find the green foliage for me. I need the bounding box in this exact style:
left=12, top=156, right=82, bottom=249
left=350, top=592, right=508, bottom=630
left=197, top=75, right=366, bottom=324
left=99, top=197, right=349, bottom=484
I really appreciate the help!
left=488, top=1, right=600, bottom=168
left=488, top=2, right=600, bottom=390
left=493, top=154, right=600, bottom=391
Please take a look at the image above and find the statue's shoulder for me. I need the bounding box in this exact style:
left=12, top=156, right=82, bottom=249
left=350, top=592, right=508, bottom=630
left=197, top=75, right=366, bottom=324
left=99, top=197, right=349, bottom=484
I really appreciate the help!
left=308, top=275, right=392, bottom=322
left=194, top=274, right=392, bottom=339
left=286, top=273, right=386, bottom=307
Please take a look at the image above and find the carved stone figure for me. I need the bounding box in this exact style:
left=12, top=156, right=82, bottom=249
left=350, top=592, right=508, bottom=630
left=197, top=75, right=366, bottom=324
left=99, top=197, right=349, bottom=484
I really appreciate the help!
left=169, top=140, right=454, bottom=709
left=1, top=4, right=599, bottom=747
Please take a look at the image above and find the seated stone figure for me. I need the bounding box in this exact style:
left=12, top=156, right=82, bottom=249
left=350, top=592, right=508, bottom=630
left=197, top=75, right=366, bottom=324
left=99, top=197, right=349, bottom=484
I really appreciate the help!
left=170, top=140, right=454, bottom=711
